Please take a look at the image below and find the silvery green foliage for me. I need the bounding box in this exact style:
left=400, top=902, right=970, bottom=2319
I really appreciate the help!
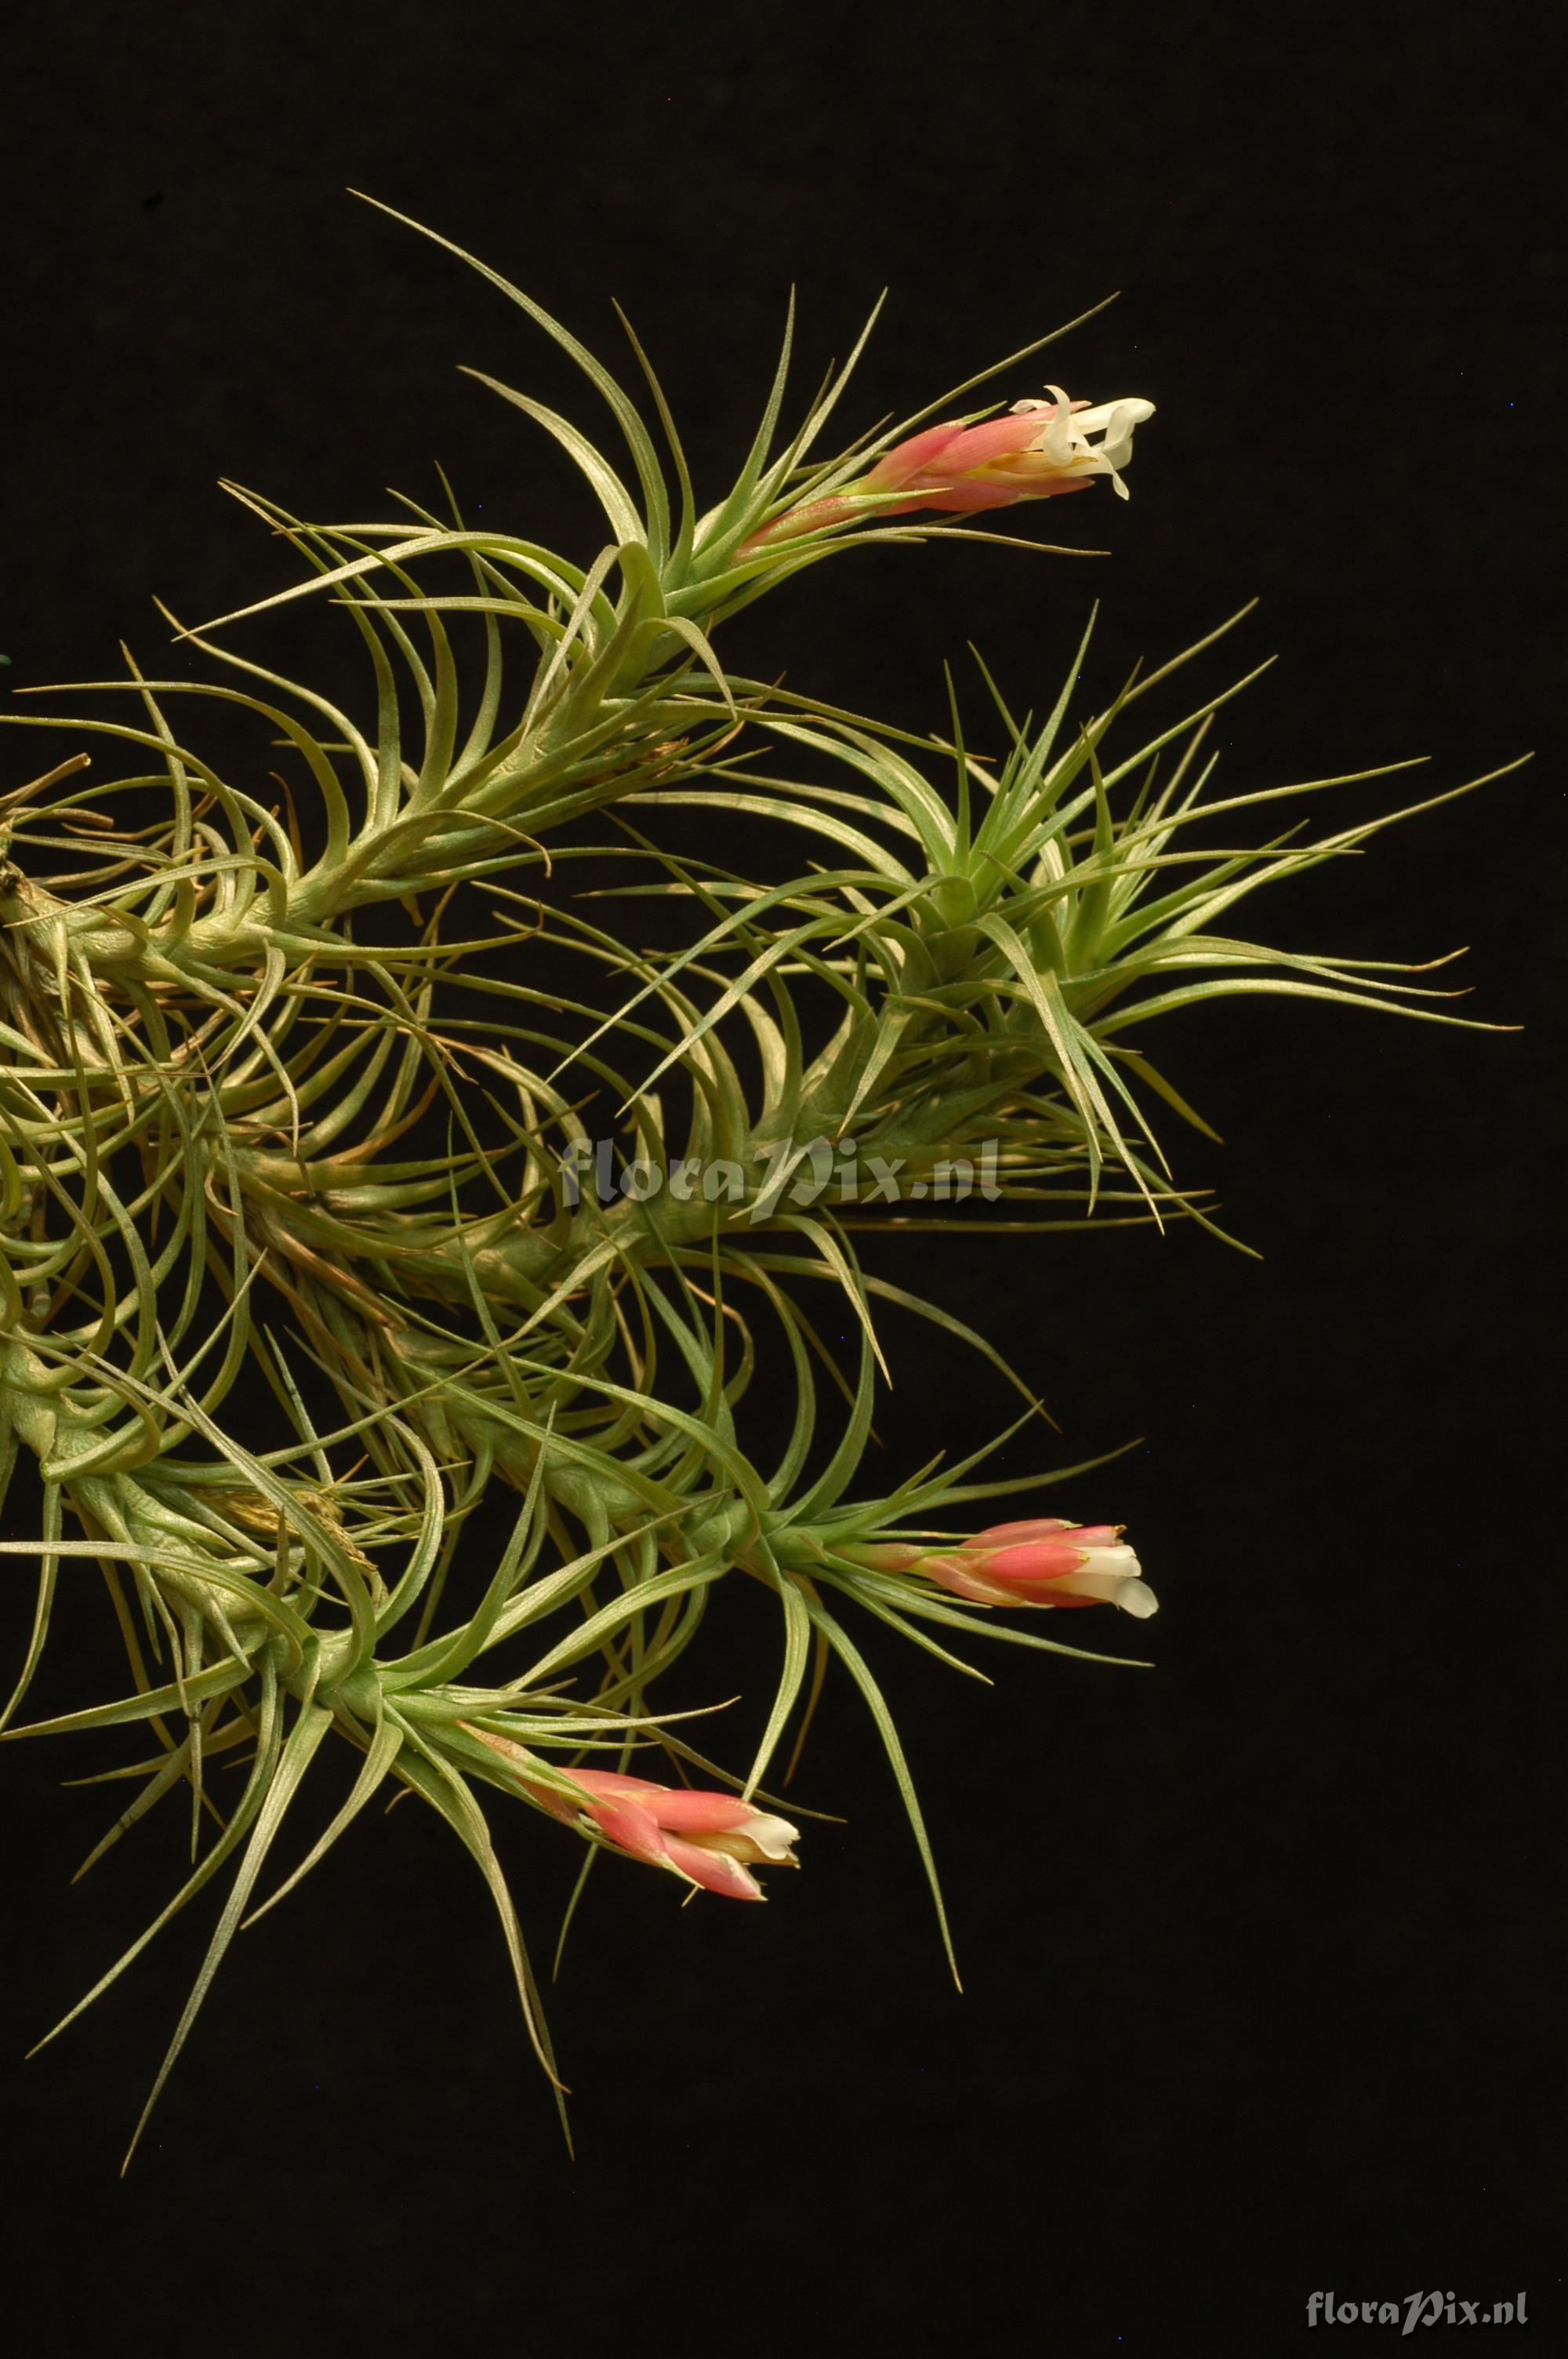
left=0, top=205, right=1512, bottom=2161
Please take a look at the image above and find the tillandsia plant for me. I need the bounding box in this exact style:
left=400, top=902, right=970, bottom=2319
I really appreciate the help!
left=0, top=197, right=1520, bottom=2164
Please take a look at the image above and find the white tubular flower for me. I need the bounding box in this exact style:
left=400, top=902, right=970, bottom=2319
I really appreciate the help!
left=1007, top=386, right=1157, bottom=499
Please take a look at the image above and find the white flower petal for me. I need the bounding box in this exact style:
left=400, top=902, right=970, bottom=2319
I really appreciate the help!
left=1037, top=383, right=1076, bottom=465
left=738, top=1810, right=800, bottom=1862
left=1083, top=1543, right=1142, bottom=1577
left=1012, top=387, right=1153, bottom=491
left=1076, top=396, right=1156, bottom=440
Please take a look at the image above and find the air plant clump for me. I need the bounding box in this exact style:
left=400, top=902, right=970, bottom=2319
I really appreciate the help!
left=0, top=198, right=1517, bottom=2163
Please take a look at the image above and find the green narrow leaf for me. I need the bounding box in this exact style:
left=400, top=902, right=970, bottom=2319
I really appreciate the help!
left=799, top=1590, right=961, bottom=1990
left=122, top=1691, right=336, bottom=2171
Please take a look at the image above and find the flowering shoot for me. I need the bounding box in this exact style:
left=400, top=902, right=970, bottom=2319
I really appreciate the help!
left=744, top=385, right=1156, bottom=549
left=850, top=1519, right=1160, bottom=1618
left=467, top=1732, right=801, bottom=1902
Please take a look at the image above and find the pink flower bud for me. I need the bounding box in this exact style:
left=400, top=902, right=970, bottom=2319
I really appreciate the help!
left=849, top=1516, right=1158, bottom=1618
left=464, top=1732, right=800, bottom=1900
left=742, top=385, right=1155, bottom=551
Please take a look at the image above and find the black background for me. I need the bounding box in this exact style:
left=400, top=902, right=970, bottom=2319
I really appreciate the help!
left=2, top=5, right=1561, bottom=2352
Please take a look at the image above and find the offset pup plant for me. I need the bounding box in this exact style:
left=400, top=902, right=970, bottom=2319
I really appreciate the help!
left=0, top=198, right=1515, bottom=2162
